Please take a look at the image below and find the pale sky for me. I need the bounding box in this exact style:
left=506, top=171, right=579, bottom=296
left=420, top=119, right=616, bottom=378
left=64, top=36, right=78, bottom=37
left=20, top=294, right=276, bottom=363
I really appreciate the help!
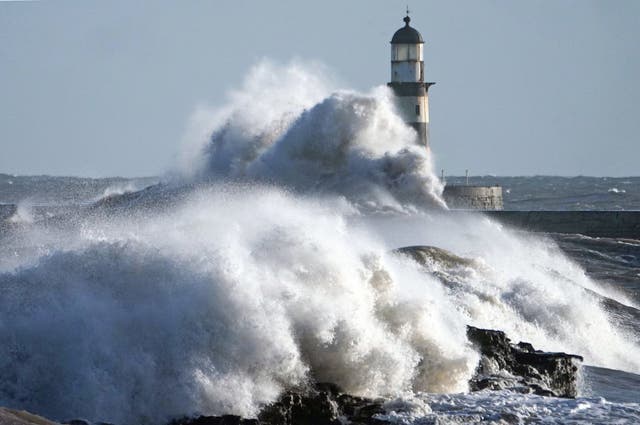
left=1, top=0, right=639, bottom=177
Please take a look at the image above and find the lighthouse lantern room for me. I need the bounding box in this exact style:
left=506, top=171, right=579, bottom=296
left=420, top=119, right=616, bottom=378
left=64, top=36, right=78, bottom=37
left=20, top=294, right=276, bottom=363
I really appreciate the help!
left=388, top=13, right=434, bottom=148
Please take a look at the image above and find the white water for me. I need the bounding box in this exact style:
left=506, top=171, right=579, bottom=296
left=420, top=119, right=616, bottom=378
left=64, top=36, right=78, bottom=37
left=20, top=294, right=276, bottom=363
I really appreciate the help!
left=0, top=61, right=638, bottom=424
left=93, top=182, right=141, bottom=203
left=176, top=60, right=445, bottom=212
left=0, top=187, right=475, bottom=423
left=7, top=200, right=34, bottom=224
left=377, top=391, right=640, bottom=423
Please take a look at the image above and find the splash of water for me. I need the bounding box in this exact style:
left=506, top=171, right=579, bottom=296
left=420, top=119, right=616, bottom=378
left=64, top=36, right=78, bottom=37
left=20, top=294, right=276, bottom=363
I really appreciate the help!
left=0, top=61, right=638, bottom=425
left=0, top=186, right=473, bottom=424
left=93, top=183, right=142, bottom=203
left=7, top=200, right=34, bottom=224
left=176, top=60, right=445, bottom=211
left=2, top=185, right=639, bottom=424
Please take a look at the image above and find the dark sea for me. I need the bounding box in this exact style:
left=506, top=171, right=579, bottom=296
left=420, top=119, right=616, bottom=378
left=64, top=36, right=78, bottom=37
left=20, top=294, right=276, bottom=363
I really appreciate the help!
left=1, top=174, right=639, bottom=424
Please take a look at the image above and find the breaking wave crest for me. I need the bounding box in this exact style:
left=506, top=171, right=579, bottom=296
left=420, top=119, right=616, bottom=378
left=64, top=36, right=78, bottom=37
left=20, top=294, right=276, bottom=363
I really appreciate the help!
left=177, top=60, right=445, bottom=212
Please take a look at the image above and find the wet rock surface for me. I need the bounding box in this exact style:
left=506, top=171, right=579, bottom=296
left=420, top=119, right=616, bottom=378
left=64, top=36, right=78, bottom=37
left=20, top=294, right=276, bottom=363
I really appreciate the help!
left=467, top=326, right=583, bottom=398
left=394, top=245, right=477, bottom=269
left=170, top=383, right=388, bottom=425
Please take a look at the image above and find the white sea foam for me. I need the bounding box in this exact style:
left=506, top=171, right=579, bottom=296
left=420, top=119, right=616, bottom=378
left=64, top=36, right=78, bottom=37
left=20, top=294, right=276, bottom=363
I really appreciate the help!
left=377, top=391, right=640, bottom=424
left=608, top=187, right=626, bottom=194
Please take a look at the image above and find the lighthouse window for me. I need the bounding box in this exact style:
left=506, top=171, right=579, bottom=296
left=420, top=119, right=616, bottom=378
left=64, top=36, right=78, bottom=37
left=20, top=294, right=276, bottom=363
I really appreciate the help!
left=395, top=44, right=409, bottom=61
left=415, top=104, right=420, bottom=116
left=408, top=44, right=417, bottom=60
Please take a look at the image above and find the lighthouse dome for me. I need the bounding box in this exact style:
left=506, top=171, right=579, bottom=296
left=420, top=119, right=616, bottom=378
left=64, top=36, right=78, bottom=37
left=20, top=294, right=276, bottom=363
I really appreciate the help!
left=391, top=16, right=424, bottom=44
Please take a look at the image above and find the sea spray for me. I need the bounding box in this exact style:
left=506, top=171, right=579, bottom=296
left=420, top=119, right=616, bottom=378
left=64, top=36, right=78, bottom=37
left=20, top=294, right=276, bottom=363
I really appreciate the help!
left=176, top=60, right=338, bottom=181
left=359, top=212, right=640, bottom=372
left=1, top=61, right=639, bottom=424
left=7, top=200, right=34, bottom=224
left=2, top=186, right=640, bottom=424
left=0, top=186, right=474, bottom=424
left=177, top=60, right=445, bottom=211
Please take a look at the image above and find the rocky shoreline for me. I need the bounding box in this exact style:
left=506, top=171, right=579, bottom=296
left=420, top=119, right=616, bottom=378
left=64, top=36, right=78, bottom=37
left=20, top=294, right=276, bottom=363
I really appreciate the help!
left=168, top=328, right=582, bottom=425
left=467, top=326, right=582, bottom=398
left=0, top=327, right=582, bottom=425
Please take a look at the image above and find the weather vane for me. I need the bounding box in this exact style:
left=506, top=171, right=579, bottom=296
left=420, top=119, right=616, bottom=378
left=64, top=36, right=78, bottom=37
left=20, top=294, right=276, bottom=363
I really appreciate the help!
left=406, top=5, right=410, bottom=16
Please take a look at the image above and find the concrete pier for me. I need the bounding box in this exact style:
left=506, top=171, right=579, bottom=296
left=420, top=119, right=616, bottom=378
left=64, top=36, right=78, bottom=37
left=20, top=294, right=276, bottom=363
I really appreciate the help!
left=482, top=210, right=640, bottom=238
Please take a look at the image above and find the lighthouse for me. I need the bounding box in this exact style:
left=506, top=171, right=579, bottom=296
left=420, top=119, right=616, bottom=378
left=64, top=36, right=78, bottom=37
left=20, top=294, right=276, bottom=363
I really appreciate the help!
left=388, top=13, right=434, bottom=148
left=388, top=13, right=503, bottom=209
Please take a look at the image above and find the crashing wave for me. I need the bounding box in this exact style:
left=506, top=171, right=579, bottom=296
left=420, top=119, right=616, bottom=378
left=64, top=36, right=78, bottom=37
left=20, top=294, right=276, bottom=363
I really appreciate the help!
left=176, top=60, right=445, bottom=213
left=0, top=61, right=638, bottom=424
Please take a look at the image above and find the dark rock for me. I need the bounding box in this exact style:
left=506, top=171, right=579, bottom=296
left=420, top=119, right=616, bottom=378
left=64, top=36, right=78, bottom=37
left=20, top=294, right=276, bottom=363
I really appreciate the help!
left=498, top=412, right=520, bottom=424
left=169, top=415, right=254, bottom=425
left=394, top=245, right=478, bottom=270
left=258, top=385, right=340, bottom=425
left=64, top=420, right=91, bottom=425
left=467, top=326, right=583, bottom=397
left=257, top=385, right=392, bottom=425
left=170, top=383, right=391, bottom=425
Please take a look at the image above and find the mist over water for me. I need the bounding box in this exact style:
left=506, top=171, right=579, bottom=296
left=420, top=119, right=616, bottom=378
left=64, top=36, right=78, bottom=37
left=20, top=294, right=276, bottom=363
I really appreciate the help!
left=0, top=61, right=638, bottom=424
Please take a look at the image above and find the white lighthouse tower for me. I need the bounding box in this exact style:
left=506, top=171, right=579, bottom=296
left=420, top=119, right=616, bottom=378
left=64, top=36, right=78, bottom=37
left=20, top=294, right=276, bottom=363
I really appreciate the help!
left=388, top=13, right=434, bottom=148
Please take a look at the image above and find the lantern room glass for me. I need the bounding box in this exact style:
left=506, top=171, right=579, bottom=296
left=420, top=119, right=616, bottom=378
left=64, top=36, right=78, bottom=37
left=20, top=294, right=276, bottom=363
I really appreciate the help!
left=391, top=44, right=423, bottom=61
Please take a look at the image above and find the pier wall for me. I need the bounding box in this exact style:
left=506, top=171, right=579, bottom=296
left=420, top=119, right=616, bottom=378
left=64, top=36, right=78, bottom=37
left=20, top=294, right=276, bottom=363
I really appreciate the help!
left=481, top=210, right=640, bottom=239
